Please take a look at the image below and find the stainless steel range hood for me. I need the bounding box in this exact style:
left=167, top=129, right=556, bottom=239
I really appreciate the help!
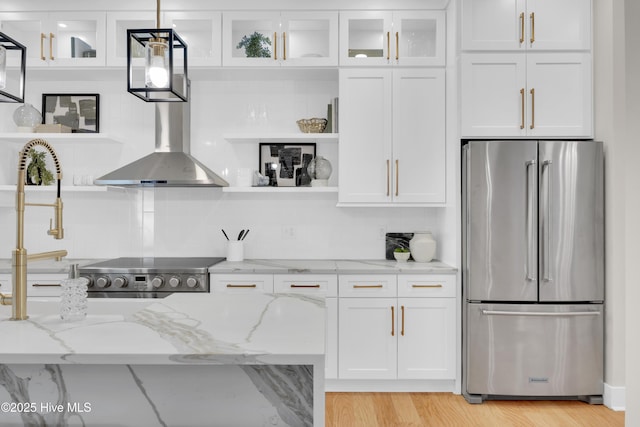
left=95, top=97, right=228, bottom=188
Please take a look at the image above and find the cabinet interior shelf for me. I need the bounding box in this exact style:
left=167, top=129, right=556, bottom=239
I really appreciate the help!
left=223, top=186, right=338, bottom=193
left=224, top=133, right=339, bottom=143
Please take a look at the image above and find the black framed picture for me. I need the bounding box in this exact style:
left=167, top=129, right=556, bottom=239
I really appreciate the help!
left=259, top=143, right=316, bottom=187
left=42, top=93, right=100, bottom=133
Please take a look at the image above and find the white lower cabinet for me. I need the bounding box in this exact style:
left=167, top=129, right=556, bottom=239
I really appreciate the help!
left=338, top=274, right=456, bottom=381
left=210, top=274, right=274, bottom=293
left=0, top=273, right=65, bottom=297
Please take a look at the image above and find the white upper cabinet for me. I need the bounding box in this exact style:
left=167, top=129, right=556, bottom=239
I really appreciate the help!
left=164, top=11, right=222, bottom=67
left=462, top=0, right=591, bottom=51
left=106, top=11, right=155, bottom=67
left=222, top=11, right=338, bottom=67
left=0, top=11, right=106, bottom=67
left=340, top=11, right=445, bottom=66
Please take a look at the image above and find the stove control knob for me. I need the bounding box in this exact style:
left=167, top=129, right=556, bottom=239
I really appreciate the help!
left=96, top=276, right=111, bottom=288
left=151, top=276, right=164, bottom=289
left=169, top=276, right=181, bottom=288
left=186, top=277, right=199, bottom=288
left=113, top=276, right=128, bottom=288
left=82, top=276, right=94, bottom=288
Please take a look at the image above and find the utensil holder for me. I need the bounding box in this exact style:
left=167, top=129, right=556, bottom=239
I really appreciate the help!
left=227, top=241, right=244, bottom=262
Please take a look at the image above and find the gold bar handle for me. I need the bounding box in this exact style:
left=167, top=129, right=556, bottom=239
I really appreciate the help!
left=412, top=284, right=443, bottom=288
left=227, top=284, right=257, bottom=288
left=290, top=284, right=320, bottom=288
left=353, top=284, right=383, bottom=289
left=273, top=32, right=277, bottom=60
left=395, top=159, right=399, bottom=197
left=283, top=32, right=286, bottom=60
left=386, top=159, right=390, bottom=196
left=49, top=32, right=55, bottom=60
left=40, top=33, right=46, bottom=60
left=391, top=306, right=395, bottom=336
left=386, top=31, right=390, bottom=61
left=401, top=305, right=405, bottom=336
left=530, top=13, right=535, bottom=44
left=32, top=283, right=62, bottom=287
left=520, top=88, right=525, bottom=129
left=395, top=32, right=399, bottom=61
left=519, top=13, right=525, bottom=44
left=530, top=88, right=535, bottom=129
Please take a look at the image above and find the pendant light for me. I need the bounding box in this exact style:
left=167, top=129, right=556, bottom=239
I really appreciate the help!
left=0, top=32, right=26, bottom=103
left=127, top=0, right=188, bottom=102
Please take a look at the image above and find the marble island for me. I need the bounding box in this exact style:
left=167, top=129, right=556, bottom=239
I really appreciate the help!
left=0, top=293, right=325, bottom=426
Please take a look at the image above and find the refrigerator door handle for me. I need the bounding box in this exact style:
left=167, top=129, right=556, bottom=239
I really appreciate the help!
left=542, top=159, right=553, bottom=282
left=482, top=310, right=600, bottom=317
left=526, top=159, right=537, bottom=281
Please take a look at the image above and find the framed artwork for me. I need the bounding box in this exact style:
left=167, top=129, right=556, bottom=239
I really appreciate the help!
left=259, top=143, right=316, bottom=187
left=42, top=93, right=100, bottom=133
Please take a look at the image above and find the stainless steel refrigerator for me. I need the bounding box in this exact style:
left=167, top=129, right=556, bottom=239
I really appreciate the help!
left=462, top=140, right=604, bottom=404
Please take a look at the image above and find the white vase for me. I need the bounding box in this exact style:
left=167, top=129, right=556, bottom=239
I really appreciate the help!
left=13, top=103, right=42, bottom=132
left=409, top=231, right=436, bottom=263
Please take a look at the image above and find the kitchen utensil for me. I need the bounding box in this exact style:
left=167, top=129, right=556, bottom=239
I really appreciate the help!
left=241, top=229, right=250, bottom=240
left=237, top=229, right=245, bottom=241
left=221, top=229, right=230, bottom=241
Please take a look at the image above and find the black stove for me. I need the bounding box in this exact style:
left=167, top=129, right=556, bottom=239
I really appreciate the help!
left=79, top=257, right=224, bottom=298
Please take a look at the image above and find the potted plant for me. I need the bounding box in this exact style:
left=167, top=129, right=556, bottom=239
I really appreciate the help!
left=236, top=32, right=272, bottom=58
left=393, top=247, right=411, bottom=262
left=26, top=148, right=54, bottom=185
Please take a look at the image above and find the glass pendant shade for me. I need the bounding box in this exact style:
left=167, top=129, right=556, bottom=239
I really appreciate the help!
left=127, top=28, right=188, bottom=102
left=0, top=32, right=26, bottom=103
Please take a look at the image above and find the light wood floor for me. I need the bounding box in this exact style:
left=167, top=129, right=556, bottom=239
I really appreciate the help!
left=325, top=392, right=625, bottom=427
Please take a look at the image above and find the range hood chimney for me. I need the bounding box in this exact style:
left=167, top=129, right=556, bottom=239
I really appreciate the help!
left=95, top=89, right=228, bottom=188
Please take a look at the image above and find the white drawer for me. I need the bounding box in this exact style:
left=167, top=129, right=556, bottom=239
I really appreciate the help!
left=28, top=274, right=66, bottom=297
left=0, top=274, right=9, bottom=293
left=338, top=275, right=397, bottom=298
left=274, top=274, right=337, bottom=297
left=397, top=274, right=456, bottom=298
left=210, top=274, right=274, bottom=293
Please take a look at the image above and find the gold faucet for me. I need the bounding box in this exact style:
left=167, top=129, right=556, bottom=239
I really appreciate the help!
left=0, top=139, right=67, bottom=320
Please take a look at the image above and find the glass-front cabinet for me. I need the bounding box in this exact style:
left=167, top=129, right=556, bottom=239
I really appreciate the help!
left=222, top=11, right=338, bottom=67
left=0, top=11, right=106, bottom=67
left=340, top=11, right=445, bottom=66
left=163, top=11, right=222, bottom=67
left=105, top=11, right=155, bottom=67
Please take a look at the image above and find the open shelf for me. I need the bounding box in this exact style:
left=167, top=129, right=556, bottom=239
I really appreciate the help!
left=0, top=185, right=109, bottom=193
left=0, top=133, right=121, bottom=144
left=224, top=133, right=339, bottom=143
left=222, top=186, right=338, bottom=193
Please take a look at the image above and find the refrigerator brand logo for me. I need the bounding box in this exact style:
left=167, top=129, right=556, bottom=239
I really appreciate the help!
left=529, top=377, right=549, bottom=383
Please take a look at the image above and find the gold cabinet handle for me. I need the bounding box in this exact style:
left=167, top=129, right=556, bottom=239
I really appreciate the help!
left=353, top=284, right=383, bottom=289
left=283, top=32, right=287, bottom=60
left=530, top=13, right=535, bottom=44
left=395, top=32, right=399, bottom=61
left=391, top=306, right=395, bottom=336
left=273, top=32, right=277, bottom=60
left=49, top=32, right=55, bottom=60
left=401, top=305, right=405, bottom=336
left=530, top=88, right=535, bottom=129
left=290, top=284, right=320, bottom=288
left=226, top=284, right=257, bottom=288
left=520, top=88, right=525, bottom=129
left=395, top=159, right=399, bottom=197
left=519, top=13, right=525, bottom=44
left=386, top=31, right=390, bottom=61
left=411, top=284, right=443, bottom=288
left=32, top=283, right=62, bottom=287
left=386, top=159, right=390, bottom=196
left=40, top=33, right=46, bottom=60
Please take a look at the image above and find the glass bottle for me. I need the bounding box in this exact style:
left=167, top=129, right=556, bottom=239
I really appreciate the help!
left=60, top=264, right=89, bottom=321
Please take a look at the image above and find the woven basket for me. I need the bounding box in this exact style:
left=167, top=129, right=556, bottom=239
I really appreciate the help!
left=296, top=118, right=328, bottom=133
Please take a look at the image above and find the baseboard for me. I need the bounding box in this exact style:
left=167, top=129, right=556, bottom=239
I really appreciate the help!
left=603, top=383, right=626, bottom=411
left=325, top=379, right=456, bottom=393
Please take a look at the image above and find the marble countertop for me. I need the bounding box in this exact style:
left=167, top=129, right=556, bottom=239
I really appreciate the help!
left=0, top=258, right=101, bottom=275
left=209, top=259, right=458, bottom=274
left=0, top=292, right=325, bottom=365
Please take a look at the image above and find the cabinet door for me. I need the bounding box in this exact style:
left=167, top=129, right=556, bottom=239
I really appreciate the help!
left=526, top=0, right=591, bottom=50
left=397, top=298, right=456, bottom=380
left=280, top=12, right=338, bottom=67
left=338, top=68, right=393, bottom=204
left=222, top=12, right=280, bottom=67
left=0, top=12, right=50, bottom=67
left=393, top=11, right=446, bottom=66
left=526, top=53, right=592, bottom=137
left=326, top=297, right=338, bottom=379
left=339, top=11, right=393, bottom=66
left=461, top=0, right=526, bottom=51
left=106, top=11, right=156, bottom=67
left=48, top=12, right=106, bottom=67
left=461, top=53, right=527, bottom=138
left=164, top=11, right=222, bottom=67
left=338, top=298, right=397, bottom=379
left=393, top=68, right=446, bottom=204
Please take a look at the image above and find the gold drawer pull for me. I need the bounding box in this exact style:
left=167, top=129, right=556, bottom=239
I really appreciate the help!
left=353, top=284, right=383, bottom=289
left=291, top=284, right=320, bottom=288
left=401, top=305, right=405, bottom=336
left=227, top=284, right=257, bottom=288
left=32, top=283, right=61, bottom=287
left=391, top=306, right=395, bottom=336
left=412, top=284, right=443, bottom=288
